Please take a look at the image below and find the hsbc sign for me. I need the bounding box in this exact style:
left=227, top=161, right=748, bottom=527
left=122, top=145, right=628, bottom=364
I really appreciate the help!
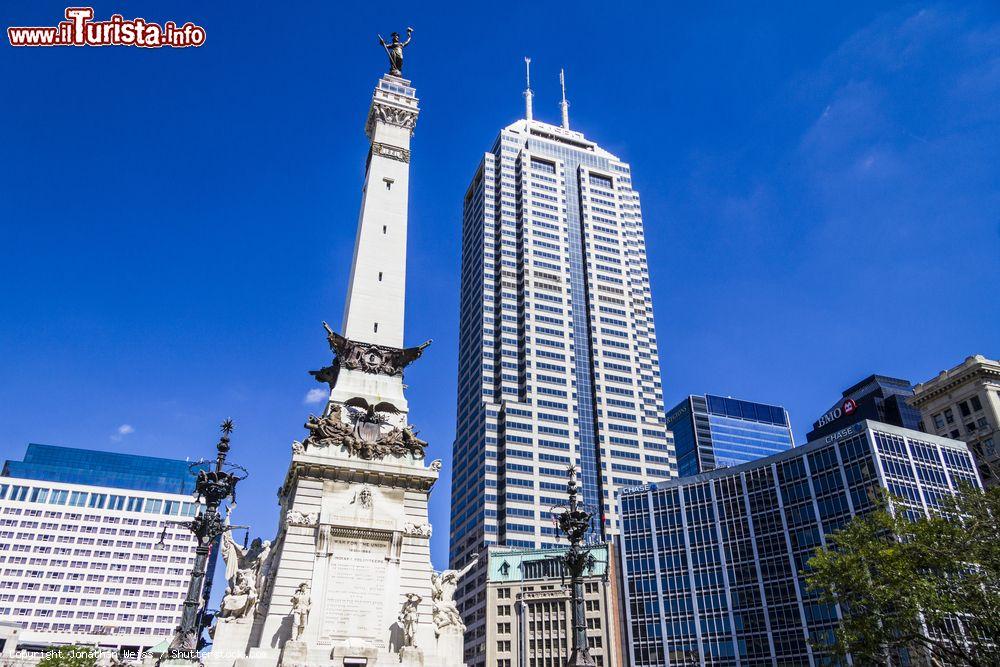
left=815, top=398, right=858, bottom=429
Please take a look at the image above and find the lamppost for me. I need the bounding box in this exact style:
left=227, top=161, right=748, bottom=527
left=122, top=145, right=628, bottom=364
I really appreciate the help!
left=552, top=465, right=597, bottom=667
left=160, top=419, right=248, bottom=664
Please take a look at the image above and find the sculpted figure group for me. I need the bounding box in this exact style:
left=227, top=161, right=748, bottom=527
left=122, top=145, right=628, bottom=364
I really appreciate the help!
left=216, top=508, right=273, bottom=625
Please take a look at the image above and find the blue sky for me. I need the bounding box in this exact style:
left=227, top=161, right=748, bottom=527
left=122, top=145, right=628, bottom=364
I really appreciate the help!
left=1, top=1, right=997, bottom=588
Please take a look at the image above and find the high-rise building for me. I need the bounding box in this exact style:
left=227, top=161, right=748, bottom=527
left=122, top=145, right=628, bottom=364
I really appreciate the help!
left=484, top=544, right=623, bottom=667
left=806, top=374, right=922, bottom=442
left=909, top=354, right=1000, bottom=486
left=450, top=71, right=674, bottom=665
left=0, top=444, right=204, bottom=653
left=665, top=394, right=793, bottom=477
left=618, top=421, right=981, bottom=666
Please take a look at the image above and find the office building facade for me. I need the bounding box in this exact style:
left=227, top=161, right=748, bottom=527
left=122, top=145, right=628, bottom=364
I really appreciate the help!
left=484, top=544, right=622, bottom=667
left=618, top=421, right=980, bottom=666
left=451, top=100, right=674, bottom=665
left=665, top=395, right=793, bottom=477
left=910, top=354, right=1000, bottom=486
left=806, top=374, right=922, bottom=442
left=0, top=444, right=203, bottom=652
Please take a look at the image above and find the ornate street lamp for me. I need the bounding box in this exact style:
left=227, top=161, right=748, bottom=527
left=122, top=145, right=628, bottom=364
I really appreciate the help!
left=160, top=419, right=248, bottom=663
left=552, top=465, right=598, bottom=667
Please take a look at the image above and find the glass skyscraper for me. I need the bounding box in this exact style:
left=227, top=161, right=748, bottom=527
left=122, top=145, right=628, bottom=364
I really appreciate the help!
left=450, top=106, right=674, bottom=665
left=806, top=374, right=922, bottom=442
left=0, top=444, right=205, bottom=653
left=618, top=421, right=981, bottom=666
left=666, top=394, right=794, bottom=477
left=3, top=443, right=200, bottom=495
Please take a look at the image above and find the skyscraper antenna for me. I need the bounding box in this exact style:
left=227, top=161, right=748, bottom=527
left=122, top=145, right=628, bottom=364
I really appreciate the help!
left=559, top=68, right=570, bottom=129
left=524, top=57, right=533, bottom=121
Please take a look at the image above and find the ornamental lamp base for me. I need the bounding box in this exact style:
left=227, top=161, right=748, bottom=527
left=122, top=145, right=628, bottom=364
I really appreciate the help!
left=565, top=648, right=597, bottom=666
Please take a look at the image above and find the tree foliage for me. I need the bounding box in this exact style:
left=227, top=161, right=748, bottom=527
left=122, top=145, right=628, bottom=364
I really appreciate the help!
left=805, top=485, right=1000, bottom=666
left=36, top=645, right=99, bottom=667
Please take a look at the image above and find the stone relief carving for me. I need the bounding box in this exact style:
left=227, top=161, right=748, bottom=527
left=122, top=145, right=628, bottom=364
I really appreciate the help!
left=402, top=522, right=432, bottom=538
left=431, top=556, right=478, bottom=635
left=286, top=510, right=318, bottom=526
left=320, top=321, right=430, bottom=377
left=430, top=459, right=442, bottom=472
left=302, top=406, right=356, bottom=450
left=373, top=141, right=410, bottom=163
left=354, top=485, right=374, bottom=509
left=302, top=404, right=427, bottom=461
left=367, top=102, right=418, bottom=137
left=291, top=440, right=305, bottom=455
left=290, top=582, right=311, bottom=642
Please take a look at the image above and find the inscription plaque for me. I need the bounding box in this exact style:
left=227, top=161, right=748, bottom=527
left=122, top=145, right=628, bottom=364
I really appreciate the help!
left=322, top=535, right=390, bottom=644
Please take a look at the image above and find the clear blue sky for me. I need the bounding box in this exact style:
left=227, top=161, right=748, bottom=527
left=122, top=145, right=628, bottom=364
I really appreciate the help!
left=1, top=2, right=997, bottom=588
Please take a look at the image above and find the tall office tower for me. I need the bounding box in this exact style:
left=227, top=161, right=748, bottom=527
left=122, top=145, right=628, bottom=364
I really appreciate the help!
left=619, top=422, right=981, bottom=666
left=451, top=71, right=674, bottom=666
left=666, top=394, right=794, bottom=477
left=910, top=354, right=1000, bottom=486
left=807, top=374, right=922, bottom=442
left=0, top=444, right=204, bottom=655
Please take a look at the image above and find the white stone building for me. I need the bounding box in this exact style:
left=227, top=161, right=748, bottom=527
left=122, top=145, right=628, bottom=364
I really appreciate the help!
left=0, top=444, right=202, bottom=655
left=449, top=69, right=674, bottom=666
left=909, top=354, right=1000, bottom=486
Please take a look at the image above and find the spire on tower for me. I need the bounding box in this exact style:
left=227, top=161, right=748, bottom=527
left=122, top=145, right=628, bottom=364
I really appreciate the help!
left=524, top=57, right=533, bottom=121
left=559, top=68, right=570, bottom=129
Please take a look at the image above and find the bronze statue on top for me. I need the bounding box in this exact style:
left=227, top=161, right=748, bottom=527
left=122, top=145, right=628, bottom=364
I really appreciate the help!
left=378, top=27, right=413, bottom=76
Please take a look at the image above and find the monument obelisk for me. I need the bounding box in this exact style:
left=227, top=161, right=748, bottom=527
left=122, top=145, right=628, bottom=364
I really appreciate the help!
left=205, top=30, right=470, bottom=667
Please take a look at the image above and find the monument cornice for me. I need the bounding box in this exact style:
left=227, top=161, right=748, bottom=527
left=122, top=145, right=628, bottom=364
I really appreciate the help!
left=283, top=455, right=437, bottom=494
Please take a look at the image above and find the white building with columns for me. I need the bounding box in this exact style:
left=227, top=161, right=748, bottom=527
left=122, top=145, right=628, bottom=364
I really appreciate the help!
left=910, top=354, right=1000, bottom=486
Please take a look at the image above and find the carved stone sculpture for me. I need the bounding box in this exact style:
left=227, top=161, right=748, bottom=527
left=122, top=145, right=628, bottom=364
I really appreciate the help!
left=302, top=403, right=428, bottom=461
left=302, top=406, right=356, bottom=450
left=290, top=582, right=311, bottom=642
left=355, top=485, right=374, bottom=509
left=218, top=568, right=257, bottom=622
left=321, top=321, right=430, bottom=377
left=429, top=459, right=442, bottom=472
left=398, top=592, right=421, bottom=648
left=217, top=509, right=272, bottom=623
left=291, top=440, right=305, bottom=455
left=402, top=522, right=432, bottom=538
left=431, top=556, right=478, bottom=635
left=378, top=27, right=412, bottom=77
left=285, top=510, right=318, bottom=526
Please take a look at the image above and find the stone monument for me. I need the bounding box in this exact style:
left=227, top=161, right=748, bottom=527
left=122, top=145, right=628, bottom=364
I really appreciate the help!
left=205, top=29, right=465, bottom=667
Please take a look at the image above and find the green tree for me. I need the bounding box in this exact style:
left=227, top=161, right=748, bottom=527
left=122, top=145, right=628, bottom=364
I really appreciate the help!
left=36, top=645, right=99, bottom=667
left=804, top=486, right=1000, bottom=666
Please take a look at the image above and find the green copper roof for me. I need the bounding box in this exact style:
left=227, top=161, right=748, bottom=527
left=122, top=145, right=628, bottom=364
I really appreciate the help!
left=487, top=544, right=609, bottom=583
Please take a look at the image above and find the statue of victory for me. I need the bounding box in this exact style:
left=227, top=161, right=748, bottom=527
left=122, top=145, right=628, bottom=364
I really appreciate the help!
left=378, top=27, right=413, bottom=76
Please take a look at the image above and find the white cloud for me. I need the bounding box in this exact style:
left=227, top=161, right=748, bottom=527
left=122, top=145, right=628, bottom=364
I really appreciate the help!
left=304, top=388, right=327, bottom=405
left=111, top=424, right=135, bottom=442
